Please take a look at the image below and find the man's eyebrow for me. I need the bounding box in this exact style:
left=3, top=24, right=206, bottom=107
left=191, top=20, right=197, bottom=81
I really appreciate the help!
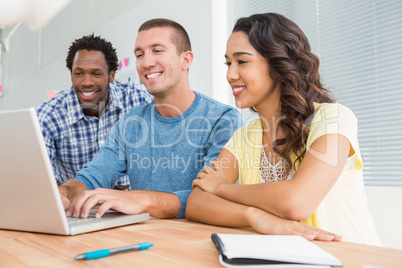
left=135, top=43, right=167, bottom=53
left=72, top=67, right=103, bottom=71
left=151, top=43, right=167, bottom=48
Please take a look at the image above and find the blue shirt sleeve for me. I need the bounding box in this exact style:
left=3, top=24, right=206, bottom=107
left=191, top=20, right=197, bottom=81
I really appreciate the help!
left=203, top=109, right=243, bottom=166
left=74, top=119, right=128, bottom=190
left=173, top=108, right=243, bottom=218
left=173, top=190, right=192, bottom=218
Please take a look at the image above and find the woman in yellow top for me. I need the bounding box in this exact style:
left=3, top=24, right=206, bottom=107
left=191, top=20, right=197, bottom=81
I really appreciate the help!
left=186, top=12, right=381, bottom=246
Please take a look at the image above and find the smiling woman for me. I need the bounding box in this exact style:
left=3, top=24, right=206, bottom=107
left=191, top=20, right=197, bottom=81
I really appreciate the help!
left=186, top=12, right=382, bottom=247
left=225, top=32, right=279, bottom=111
left=223, top=0, right=402, bottom=250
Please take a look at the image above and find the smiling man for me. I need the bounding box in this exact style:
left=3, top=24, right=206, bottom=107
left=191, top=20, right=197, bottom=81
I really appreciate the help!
left=71, top=49, right=111, bottom=116
left=37, top=34, right=152, bottom=187
left=57, top=18, right=242, bottom=219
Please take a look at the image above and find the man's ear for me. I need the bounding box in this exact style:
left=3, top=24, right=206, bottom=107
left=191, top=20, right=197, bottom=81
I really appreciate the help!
left=109, top=70, right=116, bottom=83
left=182, top=51, right=194, bottom=71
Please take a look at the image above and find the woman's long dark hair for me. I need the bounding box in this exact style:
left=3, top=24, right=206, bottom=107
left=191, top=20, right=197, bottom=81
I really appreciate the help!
left=232, top=13, right=335, bottom=170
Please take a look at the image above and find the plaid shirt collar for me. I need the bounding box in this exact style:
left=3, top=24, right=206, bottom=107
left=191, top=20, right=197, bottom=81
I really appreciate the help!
left=66, top=83, right=123, bottom=125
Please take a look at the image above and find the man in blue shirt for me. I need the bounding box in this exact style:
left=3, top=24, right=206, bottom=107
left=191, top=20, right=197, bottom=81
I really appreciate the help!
left=37, top=34, right=152, bottom=188
left=58, top=19, right=242, bottom=219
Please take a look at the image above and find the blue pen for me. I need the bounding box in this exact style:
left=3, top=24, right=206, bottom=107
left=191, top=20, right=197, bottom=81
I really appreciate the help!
left=75, top=242, right=153, bottom=260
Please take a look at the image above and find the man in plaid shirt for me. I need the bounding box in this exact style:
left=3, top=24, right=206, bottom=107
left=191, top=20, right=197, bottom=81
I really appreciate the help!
left=37, top=34, right=152, bottom=188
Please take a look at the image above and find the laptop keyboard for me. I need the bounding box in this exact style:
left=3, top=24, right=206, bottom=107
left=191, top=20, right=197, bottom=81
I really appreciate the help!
left=67, top=216, right=99, bottom=224
left=66, top=210, right=100, bottom=224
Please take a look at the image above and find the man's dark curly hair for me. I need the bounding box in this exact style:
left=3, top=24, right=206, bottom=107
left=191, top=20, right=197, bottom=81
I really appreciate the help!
left=233, top=13, right=335, bottom=170
left=65, top=34, right=118, bottom=73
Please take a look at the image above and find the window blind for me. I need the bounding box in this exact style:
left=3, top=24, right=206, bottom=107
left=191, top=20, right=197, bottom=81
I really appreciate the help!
left=225, top=0, right=402, bottom=186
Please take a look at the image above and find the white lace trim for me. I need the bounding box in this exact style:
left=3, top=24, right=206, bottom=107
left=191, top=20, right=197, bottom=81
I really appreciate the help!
left=259, top=149, right=291, bottom=183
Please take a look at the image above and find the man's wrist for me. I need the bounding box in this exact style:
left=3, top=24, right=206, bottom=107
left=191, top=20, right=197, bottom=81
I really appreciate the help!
left=58, top=179, right=87, bottom=203
left=128, top=190, right=180, bottom=218
left=58, top=185, right=69, bottom=198
left=132, top=190, right=151, bottom=213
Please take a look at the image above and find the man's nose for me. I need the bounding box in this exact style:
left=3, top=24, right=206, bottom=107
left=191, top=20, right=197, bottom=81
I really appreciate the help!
left=82, top=74, right=95, bottom=87
left=142, top=53, right=156, bottom=68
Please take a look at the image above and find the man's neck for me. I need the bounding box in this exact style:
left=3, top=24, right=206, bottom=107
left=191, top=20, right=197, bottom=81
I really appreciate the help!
left=154, top=87, right=196, bottom=117
left=81, top=100, right=107, bottom=118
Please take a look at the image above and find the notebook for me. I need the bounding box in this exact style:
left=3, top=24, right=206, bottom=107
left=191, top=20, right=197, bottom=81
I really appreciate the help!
left=0, top=108, right=149, bottom=235
left=211, top=233, right=342, bottom=267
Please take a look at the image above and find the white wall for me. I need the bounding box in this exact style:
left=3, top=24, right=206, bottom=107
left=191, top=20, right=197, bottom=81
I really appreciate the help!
left=365, top=186, right=402, bottom=250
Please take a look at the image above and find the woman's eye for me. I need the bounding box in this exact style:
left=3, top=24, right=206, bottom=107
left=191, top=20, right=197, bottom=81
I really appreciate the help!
left=224, top=62, right=231, bottom=66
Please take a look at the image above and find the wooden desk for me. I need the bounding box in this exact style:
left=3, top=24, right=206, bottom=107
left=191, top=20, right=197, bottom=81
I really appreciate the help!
left=1, top=219, right=401, bottom=267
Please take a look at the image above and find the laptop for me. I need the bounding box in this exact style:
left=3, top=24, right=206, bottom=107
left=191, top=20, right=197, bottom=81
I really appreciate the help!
left=0, top=108, right=149, bottom=235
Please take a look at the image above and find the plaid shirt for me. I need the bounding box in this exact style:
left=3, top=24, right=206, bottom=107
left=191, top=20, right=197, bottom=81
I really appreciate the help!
left=37, top=80, right=152, bottom=186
